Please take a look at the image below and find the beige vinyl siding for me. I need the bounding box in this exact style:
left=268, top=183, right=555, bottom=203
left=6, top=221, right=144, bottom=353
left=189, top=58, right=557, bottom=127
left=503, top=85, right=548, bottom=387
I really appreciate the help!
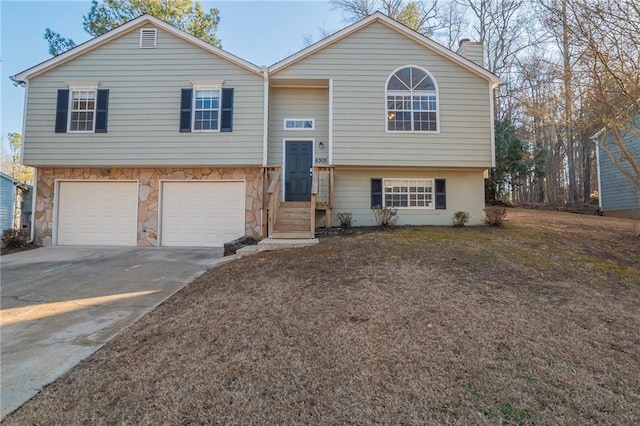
left=23, top=26, right=263, bottom=167
left=267, top=87, right=329, bottom=166
left=273, top=22, right=493, bottom=168
left=330, top=168, right=486, bottom=226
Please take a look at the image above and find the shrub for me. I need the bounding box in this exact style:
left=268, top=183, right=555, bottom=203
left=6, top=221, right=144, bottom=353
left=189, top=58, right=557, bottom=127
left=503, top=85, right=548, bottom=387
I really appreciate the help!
left=2, top=228, right=28, bottom=249
left=484, top=206, right=507, bottom=227
left=452, top=211, right=470, bottom=227
left=590, top=190, right=599, bottom=205
left=372, top=206, right=397, bottom=227
left=336, top=212, right=353, bottom=232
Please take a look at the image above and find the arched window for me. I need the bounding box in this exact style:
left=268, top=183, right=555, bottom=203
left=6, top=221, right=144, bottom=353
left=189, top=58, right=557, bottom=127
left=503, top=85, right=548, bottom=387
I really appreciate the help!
left=386, top=66, right=438, bottom=132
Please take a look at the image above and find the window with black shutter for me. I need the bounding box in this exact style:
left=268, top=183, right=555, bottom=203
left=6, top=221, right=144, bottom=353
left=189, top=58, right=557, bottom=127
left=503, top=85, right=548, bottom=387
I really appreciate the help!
left=179, top=88, right=193, bottom=132
left=371, top=178, right=383, bottom=208
left=220, top=87, right=234, bottom=132
left=435, top=179, right=446, bottom=209
left=56, top=86, right=109, bottom=133
left=55, top=89, right=69, bottom=133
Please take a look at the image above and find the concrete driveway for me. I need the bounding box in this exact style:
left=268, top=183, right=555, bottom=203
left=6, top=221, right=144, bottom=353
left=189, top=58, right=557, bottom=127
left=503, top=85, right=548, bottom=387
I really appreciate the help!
left=0, top=246, right=223, bottom=419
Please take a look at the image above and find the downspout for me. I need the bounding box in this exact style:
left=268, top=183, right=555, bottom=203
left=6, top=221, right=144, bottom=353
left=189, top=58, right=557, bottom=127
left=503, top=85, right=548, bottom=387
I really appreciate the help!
left=489, top=82, right=498, bottom=168
left=261, top=66, right=269, bottom=167
left=17, top=79, right=37, bottom=243
left=328, top=78, right=334, bottom=165
left=261, top=66, right=269, bottom=237
left=30, top=168, right=37, bottom=243
left=594, top=135, right=603, bottom=214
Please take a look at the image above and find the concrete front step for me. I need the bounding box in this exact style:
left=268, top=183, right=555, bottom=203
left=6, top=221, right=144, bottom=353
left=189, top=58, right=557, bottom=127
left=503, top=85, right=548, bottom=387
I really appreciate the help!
left=258, top=237, right=319, bottom=251
left=235, top=245, right=259, bottom=258
left=270, top=231, right=315, bottom=239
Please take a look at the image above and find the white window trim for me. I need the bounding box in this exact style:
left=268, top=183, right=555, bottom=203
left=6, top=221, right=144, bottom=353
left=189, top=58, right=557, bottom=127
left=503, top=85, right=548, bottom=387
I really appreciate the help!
left=139, top=28, right=157, bottom=48
left=284, top=118, right=315, bottom=130
left=385, top=65, right=440, bottom=134
left=383, top=178, right=435, bottom=209
left=191, top=81, right=224, bottom=133
left=67, top=83, right=98, bottom=133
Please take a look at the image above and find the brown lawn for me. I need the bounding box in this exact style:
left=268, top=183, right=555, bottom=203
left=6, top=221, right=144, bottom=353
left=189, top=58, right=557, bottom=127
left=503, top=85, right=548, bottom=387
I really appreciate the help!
left=4, top=209, right=639, bottom=425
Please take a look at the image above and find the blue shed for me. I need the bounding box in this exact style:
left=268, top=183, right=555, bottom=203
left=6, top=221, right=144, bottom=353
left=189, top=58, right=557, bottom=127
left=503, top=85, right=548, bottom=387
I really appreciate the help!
left=595, top=115, right=640, bottom=218
left=1, top=172, right=18, bottom=232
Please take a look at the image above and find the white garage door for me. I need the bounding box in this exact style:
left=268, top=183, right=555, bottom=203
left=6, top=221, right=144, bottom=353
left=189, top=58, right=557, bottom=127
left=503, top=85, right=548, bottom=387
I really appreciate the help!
left=57, top=181, right=138, bottom=246
left=161, top=181, right=245, bottom=247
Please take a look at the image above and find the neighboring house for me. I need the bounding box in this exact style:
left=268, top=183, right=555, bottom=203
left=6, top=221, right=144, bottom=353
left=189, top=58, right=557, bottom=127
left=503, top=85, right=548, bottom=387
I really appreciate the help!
left=10, top=13, right=500, bottom=247
left=0, top=172, right=32, bottom=234
left=595, top=114, right=640, bottom=218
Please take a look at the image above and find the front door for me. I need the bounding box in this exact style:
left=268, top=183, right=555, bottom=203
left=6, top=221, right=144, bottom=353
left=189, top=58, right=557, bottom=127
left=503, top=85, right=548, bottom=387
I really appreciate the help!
left=285, top=141, right=313, bottom=201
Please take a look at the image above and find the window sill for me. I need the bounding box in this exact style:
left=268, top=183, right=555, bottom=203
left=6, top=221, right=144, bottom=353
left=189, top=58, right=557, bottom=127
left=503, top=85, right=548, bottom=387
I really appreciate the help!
left=383, top=206, right=436, bottom=210
left=191, top=129, right=221, bottom=133
left=385, top=130, right=440, bottom=134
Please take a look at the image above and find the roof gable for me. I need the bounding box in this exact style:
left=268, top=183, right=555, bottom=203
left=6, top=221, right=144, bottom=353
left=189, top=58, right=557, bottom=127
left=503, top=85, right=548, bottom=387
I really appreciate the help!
left=11, top=15, right=261, bottom=83
left=269, top=12, right=500, bottom=85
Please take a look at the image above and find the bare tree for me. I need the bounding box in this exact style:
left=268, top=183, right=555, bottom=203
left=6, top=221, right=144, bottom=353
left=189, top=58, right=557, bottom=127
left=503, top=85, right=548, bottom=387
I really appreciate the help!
left=435, top=0, right=467, bottom=49
left=331, top=0, right=440, bottom=35
left=567, top=0, right=640, bottom=193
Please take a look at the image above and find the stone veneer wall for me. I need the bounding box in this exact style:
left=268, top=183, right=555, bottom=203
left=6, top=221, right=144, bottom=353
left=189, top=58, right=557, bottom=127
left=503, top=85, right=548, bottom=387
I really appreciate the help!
left=35, top=167, right=264, bottom=246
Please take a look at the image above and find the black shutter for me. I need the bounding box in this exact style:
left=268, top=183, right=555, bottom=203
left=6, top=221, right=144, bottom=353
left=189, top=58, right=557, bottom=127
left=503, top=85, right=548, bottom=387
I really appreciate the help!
left=180, top=88, right=192, bottom=132
left=95, top=89, right=109, bottom=133
left=435, top=179, right=446, bottom=209
left=371, top=178, right=383, bottom=208
left=55, top=89, right=69, bottom=133
left=220, top=87, right=234, bottom=132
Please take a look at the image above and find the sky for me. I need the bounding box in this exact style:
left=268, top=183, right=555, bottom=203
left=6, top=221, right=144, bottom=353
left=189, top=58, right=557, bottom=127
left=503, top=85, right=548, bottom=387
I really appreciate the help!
left=0, top=0, right=345, bottom=143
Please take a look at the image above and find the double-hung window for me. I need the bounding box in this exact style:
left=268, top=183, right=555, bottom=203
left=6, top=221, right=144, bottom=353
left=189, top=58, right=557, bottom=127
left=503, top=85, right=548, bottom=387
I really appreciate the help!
left=384, top=179, right=434, bottom=208
left=55, top=83, right=109, bottom=134
left=179, top=81, right=233, bottom=133
left=69, top=85, right=97, bottom=132
left=193, top=87, right=221, bottom=131
left=386, top=66, right=438, bottom=132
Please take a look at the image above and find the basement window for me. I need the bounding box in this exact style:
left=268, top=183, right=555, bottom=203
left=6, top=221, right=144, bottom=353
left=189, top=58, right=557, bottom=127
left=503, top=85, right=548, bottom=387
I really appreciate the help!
left=140, top=29, right=157, bottom=48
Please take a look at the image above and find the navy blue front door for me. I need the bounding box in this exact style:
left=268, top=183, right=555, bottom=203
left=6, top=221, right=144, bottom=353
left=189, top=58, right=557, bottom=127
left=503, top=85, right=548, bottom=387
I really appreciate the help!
left=285, top=141, right=313, bottom=201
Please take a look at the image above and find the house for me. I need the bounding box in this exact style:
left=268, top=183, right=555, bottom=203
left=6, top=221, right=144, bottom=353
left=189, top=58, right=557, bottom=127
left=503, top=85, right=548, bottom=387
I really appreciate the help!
left=10, top=13, right=500, bottom=247
left=595, top=113, right=640, bottom=218
left=0, top=172, right=32, bottom=234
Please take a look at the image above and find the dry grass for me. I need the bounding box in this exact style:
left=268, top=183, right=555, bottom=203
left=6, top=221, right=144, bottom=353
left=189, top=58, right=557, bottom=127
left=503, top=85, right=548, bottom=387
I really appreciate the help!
left=4, top=209, right=639, bottom=425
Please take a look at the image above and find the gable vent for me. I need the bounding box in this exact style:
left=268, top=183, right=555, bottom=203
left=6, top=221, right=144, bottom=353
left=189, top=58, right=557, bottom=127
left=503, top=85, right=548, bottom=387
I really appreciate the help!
left=140, top=29, right=157, bottom=48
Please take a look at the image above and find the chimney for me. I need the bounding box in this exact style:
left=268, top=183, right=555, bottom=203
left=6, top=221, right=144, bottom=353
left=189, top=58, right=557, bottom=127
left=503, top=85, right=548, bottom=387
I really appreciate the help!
left=456, top=39, right=483, bottom=67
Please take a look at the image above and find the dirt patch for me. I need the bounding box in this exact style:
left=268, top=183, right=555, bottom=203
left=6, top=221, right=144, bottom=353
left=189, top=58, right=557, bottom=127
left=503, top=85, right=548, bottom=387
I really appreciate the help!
left=4, top=209, right=639, bottom=425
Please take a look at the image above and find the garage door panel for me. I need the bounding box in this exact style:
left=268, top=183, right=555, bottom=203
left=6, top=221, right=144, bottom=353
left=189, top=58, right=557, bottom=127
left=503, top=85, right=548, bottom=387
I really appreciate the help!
left=161, top=181, right=245, bottom=247
left=57, top=182, right=138, bottom=246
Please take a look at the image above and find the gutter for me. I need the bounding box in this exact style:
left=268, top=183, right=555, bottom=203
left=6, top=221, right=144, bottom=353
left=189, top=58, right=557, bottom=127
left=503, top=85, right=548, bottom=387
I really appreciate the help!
left=29, top=168, right=37, bottom=243
left=9, top=75, right=26, bottom=87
